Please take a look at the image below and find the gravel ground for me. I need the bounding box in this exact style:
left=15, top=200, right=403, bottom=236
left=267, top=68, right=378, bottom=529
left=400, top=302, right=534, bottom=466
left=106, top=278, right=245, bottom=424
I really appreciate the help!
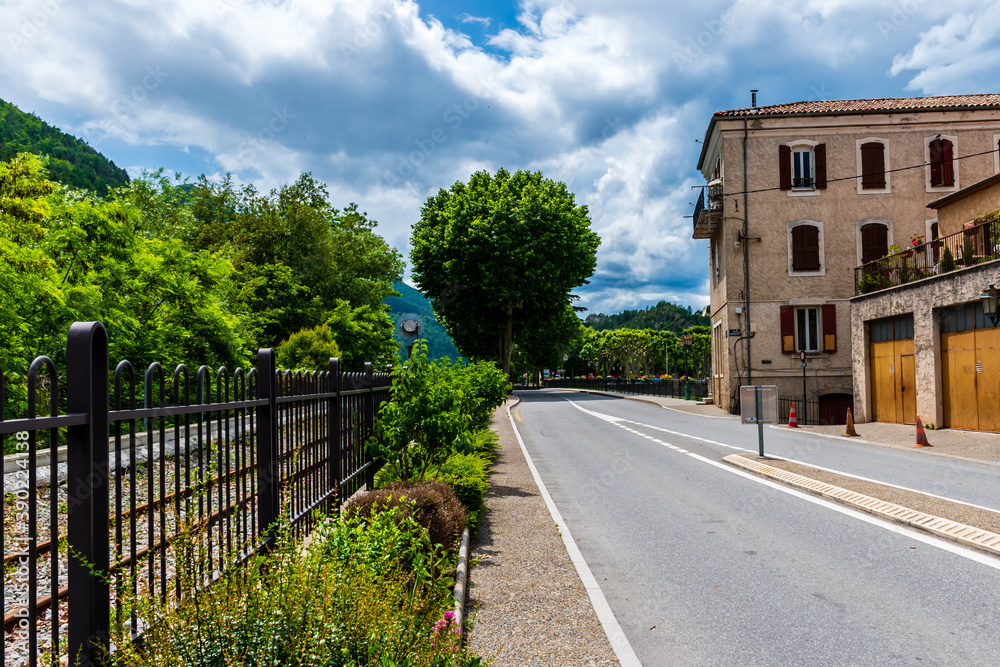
left=739, top=454, right=1000, bottom=538
left=464, top=399, right=619, bottom=667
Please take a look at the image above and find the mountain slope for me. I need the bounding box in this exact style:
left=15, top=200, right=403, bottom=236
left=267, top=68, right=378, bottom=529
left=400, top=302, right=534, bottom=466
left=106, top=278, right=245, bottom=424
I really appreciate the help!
left=0, top=97, right=129, bottom=196
left=384, top=281, right=461, bottom=361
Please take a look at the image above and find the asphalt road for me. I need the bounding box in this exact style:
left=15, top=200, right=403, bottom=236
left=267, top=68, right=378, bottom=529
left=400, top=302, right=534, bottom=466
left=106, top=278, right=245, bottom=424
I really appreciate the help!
left=511, top=390, right=1000, bottom=666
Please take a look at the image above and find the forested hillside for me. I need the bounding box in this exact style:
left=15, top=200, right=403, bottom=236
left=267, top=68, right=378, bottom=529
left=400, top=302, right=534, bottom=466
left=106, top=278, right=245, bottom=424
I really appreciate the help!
left=584, top=300, right=709, bottom=332
left=385, top=281, right=461, bottom=361
left=1, top=97, right=129, bottom=195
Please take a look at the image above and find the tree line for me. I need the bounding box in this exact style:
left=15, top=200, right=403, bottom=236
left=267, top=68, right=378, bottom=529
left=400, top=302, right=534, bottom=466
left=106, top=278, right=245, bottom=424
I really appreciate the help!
left=0, top=153, right=402, bottom=416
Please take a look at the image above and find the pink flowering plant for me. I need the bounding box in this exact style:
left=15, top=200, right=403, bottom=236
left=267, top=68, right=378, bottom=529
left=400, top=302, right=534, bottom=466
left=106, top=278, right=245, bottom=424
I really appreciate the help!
left=430, top=610, right=462, bottom=654
left=911, top=233, right=925, bottom=247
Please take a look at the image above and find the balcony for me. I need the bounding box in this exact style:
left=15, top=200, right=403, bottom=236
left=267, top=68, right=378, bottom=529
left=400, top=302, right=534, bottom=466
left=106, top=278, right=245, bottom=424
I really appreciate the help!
left=855, top=217, right=1000, bottom=295
left=692, top=179, right=723, bottom=239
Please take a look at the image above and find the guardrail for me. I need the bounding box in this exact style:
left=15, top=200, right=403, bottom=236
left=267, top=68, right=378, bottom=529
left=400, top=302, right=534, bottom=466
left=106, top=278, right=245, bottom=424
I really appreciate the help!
left=1, top=322, right=390, bottom=666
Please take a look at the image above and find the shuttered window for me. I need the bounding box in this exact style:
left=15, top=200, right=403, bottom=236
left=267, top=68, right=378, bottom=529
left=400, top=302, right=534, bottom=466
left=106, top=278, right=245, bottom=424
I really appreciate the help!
left=822, top=304, right=837, bottom=352
left=860, top=223, right=888, bottom=263
left=782, top=304, right=837, bottom=353
left=779, top=145, right=792, bottom=190
left=791, top=225, right=820, bottom=271
left=780, top=144, right=826, bottom=190
left=860, top=142, right=886, bottom=189
left=930, top=138, right=955, bottom=187
left=780, top=305, right=795, bottom=353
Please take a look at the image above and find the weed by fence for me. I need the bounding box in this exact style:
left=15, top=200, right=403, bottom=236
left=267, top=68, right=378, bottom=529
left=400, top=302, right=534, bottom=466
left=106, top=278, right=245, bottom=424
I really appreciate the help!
left=1, top=322, right=390, bottom=666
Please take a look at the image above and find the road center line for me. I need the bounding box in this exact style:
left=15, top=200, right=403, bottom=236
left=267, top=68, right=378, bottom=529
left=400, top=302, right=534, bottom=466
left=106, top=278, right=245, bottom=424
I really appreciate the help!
left=560, top=398, right=1000, bottom=571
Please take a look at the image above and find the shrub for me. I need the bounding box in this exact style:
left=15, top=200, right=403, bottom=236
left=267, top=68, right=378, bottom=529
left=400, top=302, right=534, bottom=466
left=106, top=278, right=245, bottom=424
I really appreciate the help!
left=940, top=245, right=957, bottom=272
left=108, top=514, right=486, bottom=666
left=344, top=480, right=466, bottom=551
left=276, top=323, right=342, bottom=372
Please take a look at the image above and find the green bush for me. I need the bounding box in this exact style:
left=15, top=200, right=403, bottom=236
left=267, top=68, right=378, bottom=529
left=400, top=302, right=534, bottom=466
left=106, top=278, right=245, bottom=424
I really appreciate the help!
left=276, top=323, right=342, bottom=372
left=108, top=513, right=487, bottom=666
left=343, top=480, right=466, bottom=551
left=940, top=245, right=957, bottom=272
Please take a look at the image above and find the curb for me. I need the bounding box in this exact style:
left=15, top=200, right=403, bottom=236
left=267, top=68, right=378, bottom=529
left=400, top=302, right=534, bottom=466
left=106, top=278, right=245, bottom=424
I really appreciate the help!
left=551, top=388, right=735, bottom=420
left=725, top=454, right=1000, bottom=557
left=454, top=528, right=471, bottom=637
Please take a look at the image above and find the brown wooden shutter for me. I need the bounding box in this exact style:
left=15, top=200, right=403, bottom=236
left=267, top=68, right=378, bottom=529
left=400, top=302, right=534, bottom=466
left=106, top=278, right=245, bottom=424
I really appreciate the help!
left=941, top=139, right=955, bottom=186
left=822, top=304, right=836, bottom=352
left=792, top=225, right=820, bottom=271
left=815, top=143, right=827, bottom=189
left=860, top=142, right=885, bottom=189
left=861, top=223, right=888, bottom=263
left=779, top=145, right=792, bottom=190
left=780, top=305, right=795, bottom=353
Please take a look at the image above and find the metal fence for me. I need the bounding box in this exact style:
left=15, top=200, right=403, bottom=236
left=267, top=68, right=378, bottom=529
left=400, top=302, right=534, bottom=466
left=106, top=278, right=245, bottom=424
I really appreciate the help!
left=542, top=377, right=710, bottom=400
left=777, top=396, right=821, bottom=426
left=1, top=322, right=390, bottom=666
left=855, top=217, right=1000, bottom=295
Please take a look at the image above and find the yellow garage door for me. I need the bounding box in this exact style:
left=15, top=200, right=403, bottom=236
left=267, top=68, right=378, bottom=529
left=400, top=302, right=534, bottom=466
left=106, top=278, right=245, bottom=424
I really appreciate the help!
left=940, top=303, right=1000, bottom=432
left=869, top=315, right=916, bottom=425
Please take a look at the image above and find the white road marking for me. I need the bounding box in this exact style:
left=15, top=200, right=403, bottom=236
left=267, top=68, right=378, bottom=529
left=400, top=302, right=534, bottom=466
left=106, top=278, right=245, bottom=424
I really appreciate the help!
left=506, top=400, right=642, bottom=666
left=558, top=397, right=1000, bottom=571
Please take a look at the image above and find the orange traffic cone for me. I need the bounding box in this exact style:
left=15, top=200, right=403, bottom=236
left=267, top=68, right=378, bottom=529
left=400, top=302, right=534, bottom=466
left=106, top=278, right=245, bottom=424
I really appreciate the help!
left=914, top=416, right=932, bottom=447
left=843, top=408, right=859, bottom=437
left=787, top=402, right=799, bottom=428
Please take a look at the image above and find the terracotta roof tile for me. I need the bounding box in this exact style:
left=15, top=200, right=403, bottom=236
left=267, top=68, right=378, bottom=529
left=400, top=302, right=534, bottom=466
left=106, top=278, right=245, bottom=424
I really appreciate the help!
left=715, top=94, right=1000, bottom=117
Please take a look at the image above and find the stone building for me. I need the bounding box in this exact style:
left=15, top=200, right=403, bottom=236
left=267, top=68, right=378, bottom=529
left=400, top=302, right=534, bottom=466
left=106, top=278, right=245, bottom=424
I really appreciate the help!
left=693, top=93, right=1000, bottom=422
left=851, top=174, right=1000, bottom=431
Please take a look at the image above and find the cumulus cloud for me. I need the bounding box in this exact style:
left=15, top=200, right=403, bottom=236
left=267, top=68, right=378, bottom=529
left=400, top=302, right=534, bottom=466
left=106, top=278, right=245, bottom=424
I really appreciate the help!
left=3, top=0, right=1000, bottom=315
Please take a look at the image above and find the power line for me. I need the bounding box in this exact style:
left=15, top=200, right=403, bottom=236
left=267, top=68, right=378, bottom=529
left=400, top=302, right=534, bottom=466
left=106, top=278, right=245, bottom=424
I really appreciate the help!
left=720, top=146, right=1000, bottom=198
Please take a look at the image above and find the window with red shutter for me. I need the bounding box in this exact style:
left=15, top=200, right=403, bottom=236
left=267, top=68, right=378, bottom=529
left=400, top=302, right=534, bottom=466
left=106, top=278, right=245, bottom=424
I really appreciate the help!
left=814, top=143, right=827, bottom=189
left=780, top=305, right=795, bottom=354
left=779, top=145, right=792, bottom=190
left=822, top=304, right=836, bottom=352
left=791, top=225, right=820, bottom=271
left=860, top=223, right=888, bottom=263
left=930, top=138, right=955, bottom=187
left=860, top=142, right=886, bottom=189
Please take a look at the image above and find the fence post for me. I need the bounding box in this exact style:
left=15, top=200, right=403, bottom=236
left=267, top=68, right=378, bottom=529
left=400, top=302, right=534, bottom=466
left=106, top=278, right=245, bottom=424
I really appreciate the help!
left=256, top=349, right=279, bottom=548
left=67, top=322, right=110, bottom=666
left=363, top=362, right=375, bottom=489
left=329, top=358, right=341, bottom=512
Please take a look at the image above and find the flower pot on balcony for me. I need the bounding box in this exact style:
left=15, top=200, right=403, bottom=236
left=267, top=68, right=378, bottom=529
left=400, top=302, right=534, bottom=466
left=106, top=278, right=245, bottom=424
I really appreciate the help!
left=931, top=240, right=944, bottom=249
left=901, top=250, right=913, bottom=259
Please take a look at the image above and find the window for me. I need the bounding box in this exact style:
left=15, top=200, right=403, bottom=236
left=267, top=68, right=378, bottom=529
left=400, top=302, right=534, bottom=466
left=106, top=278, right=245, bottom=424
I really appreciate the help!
left=780, top=304, right=837, bottom=353
left=929, top=137, right=955, bottom=187
left=779, top=143, right=826, bottom=192
left=791, top=225, right=820, bottom=271
left=860, top=141, right=886, bottom=190
left=797, top=307, right=819, bottom=352
left=713, top=240, right=720, bottom=285
left=860, top=222, right=888, bottom=263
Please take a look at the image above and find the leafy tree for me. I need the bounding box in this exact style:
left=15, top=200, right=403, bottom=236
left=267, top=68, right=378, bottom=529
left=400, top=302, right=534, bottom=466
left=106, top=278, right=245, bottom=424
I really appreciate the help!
left=585, top=300, right=709, bottom=332
left=276, top=323, right=342, bottom=372
left=188, top=174, right=403, bottom=350
left=411, top=169, right=600, bottom=374
left=323, top=299, right=396, bottom=372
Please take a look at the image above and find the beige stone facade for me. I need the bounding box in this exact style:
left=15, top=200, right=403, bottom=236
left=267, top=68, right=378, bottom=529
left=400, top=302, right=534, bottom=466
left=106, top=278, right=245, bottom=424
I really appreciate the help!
left=693, top=95, right=1000, bottom=422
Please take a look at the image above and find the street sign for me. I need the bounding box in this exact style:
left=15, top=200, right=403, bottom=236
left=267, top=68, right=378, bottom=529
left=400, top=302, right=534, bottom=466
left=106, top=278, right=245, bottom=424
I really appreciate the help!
left=729, top=329, right=742, bottom=336
left=740, top=385, right=778, bottom=424
left=799, top=350, right=807, bottom=363
left=740, top=384, right=778, bottom=457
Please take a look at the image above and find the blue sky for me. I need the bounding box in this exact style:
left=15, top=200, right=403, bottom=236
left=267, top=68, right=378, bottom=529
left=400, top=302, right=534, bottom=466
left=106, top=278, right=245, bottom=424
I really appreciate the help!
left=3, top=0, right=1000, bottom=316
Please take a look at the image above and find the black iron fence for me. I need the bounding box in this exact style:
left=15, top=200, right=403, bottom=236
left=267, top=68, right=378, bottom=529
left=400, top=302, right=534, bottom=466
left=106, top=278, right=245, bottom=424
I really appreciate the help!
left=777, top=396, right=821, bottom=426
left=855, top=217, right=1000, bottom=295
left=1, top=322, right=390, bottom=666
left=543, top=377, right=710, bottom=400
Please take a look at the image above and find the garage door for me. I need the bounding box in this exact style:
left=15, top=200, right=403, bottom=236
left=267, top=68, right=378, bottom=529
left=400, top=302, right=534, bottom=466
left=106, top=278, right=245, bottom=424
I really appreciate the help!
left=940, top=303, right=1000, bottom=431
left=869, top=314, right=916, bottom=425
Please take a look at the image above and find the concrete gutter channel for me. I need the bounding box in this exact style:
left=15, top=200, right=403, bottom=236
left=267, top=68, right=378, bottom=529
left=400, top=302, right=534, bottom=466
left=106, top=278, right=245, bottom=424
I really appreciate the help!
left=725, top=454, right=1000, bottom=558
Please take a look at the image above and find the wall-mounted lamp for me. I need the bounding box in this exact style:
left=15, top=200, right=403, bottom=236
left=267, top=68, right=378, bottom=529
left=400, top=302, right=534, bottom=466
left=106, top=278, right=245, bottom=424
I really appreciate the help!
left=982, top=283, right=1000, bottom=326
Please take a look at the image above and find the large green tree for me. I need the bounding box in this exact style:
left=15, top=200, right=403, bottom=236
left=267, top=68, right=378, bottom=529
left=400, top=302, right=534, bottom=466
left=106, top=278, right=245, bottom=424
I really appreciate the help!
left=411, top=169, right=600, bottom=374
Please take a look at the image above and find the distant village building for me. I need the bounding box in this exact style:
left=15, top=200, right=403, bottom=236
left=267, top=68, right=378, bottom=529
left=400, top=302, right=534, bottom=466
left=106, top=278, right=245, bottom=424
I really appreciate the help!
left=693, top=94, right=1000, bottom=425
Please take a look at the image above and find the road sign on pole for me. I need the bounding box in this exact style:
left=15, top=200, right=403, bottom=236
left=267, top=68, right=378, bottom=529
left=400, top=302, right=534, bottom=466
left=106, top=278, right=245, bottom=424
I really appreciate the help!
left=740, top=385, right=778, bottom=457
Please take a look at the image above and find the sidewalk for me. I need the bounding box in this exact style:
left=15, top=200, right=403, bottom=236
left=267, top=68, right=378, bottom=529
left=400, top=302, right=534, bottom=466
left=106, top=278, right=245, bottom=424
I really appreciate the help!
left=464, top=398, right=620, bottom=666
